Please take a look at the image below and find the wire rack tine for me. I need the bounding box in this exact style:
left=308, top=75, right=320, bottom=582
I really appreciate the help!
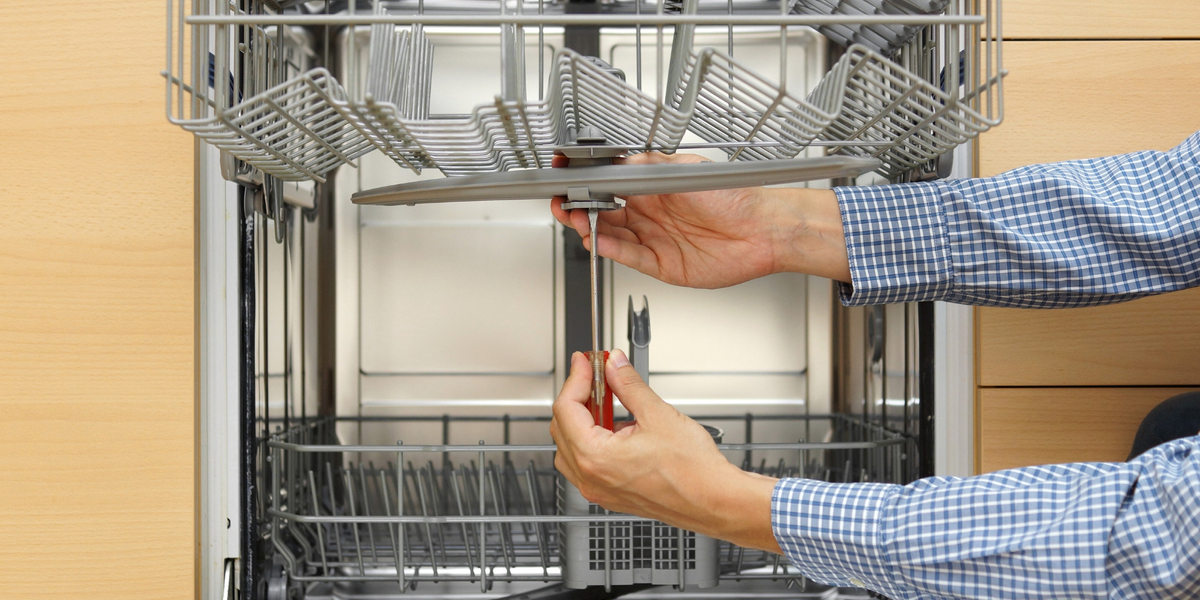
left=415, top=464, right=439, bottom=576
left=342, top=468, right=367, bottom=576
left=450, top=469, right=477, bottom=576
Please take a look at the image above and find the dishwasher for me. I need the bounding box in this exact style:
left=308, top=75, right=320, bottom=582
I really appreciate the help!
left=168, top=1, right=1004, bottom=598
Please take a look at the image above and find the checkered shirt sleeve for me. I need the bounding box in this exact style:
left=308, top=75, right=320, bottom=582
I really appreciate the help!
left=771, top=435, right=1200, bottom=599
left=833, top=131, right=1200, bottom=307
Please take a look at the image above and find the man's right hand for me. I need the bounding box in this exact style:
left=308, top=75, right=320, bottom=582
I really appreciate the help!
left=550, top=151, right=852, bottom=289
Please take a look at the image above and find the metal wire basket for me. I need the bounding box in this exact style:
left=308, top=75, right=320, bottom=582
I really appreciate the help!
left=164, top=4, right=376, bottom=181
left=334, top=48, right=690, bottom=176
left=262, top=414, right=915, bottom=597
left=791, top=0, right=953, bottom=56
left=166, top=0, right=1004, bottom=183
left=181, top=68, right=375, bottom=181
left=812, top=43, right=998, bottom=178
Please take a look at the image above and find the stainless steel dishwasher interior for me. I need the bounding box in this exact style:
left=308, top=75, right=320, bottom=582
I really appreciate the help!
left=173, top=1, right=1004, bottom=598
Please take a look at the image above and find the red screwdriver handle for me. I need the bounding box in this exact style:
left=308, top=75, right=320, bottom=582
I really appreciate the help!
left=584, top=350, right=614, bottom=431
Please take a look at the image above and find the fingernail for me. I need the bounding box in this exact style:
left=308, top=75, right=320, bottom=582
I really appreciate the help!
left=609, top=349, right=630, bottom=369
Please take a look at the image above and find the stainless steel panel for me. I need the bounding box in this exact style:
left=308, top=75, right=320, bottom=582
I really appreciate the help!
left=608, top=28, right=824, bottom=106
left=424, top=32, right=560, bottom=111
left=361, top=374, right=557, bottom=407
left=611, top=267, right=807, bottom=373
left=359, top=221, right=556, bottom=374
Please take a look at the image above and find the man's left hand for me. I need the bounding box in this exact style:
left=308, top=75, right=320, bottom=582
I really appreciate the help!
left=549, top=349, right=782, bottom=553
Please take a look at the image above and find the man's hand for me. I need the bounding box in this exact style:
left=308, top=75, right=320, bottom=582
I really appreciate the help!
left=550, top=349, right=782, bottom=553
left=550, top=152, right=851, bottom=288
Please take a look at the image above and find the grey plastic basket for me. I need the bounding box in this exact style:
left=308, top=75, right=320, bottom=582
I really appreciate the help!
left=557, top=480, right=721, bottom=590
left=558, top=424, right=724, bottom=590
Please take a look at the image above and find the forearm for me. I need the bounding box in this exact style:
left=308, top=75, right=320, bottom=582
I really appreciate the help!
left=653, top=463, right=782, bottom=554
left=832, top=135, right=1200, bottom=308
left=770, top=471, right=1132, bottom=600
left=773, top=435, right=1200, bottom=599
left=762, top=186, right=851, bottom=283
left=766, top=134, right=1200, bottom=308
left=772, top=478, right=905, bottom=595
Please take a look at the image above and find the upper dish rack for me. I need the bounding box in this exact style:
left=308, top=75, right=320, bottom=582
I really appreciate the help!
left=166, top=0, right=1003, bottom=183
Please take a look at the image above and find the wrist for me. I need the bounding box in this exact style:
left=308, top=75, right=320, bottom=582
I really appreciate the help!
left=692, top=463, right=782, bottom=553
left=761, top=187, right=851, bottom=283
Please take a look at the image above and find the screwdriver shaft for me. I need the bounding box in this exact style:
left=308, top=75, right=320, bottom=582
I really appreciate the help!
left=588, top=208, right=604, bottom=420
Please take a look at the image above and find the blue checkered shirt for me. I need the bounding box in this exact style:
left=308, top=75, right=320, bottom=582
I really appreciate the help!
left=773, top=133, right=1200, bottom=597
left=772, top=435, right=1200, bottom=599
left=834, top=131, right=1200, bottom=307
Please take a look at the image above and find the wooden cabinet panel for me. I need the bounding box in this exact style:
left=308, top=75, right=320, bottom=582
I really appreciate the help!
left=979, top=288, right=1200, bottom=387
left=978, top=387, right=1197, bottom=473
left=1001, top=0, right=1200, bottom=40
left=975, top=40, right=1200, bottom=387
left=0, top=3, right=195, bottom=599
left=979, top=41, right=1200, bottom=176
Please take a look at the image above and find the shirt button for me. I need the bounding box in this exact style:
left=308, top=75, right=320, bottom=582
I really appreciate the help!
left=850, top=578, right=865, bottom=587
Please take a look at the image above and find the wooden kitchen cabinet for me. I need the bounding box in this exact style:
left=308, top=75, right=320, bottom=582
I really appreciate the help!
left=978, top=41, right=1200, bottom=175
left=978, top=387, right=1199, bottom=473
left=974, top=38, right=1200, bottom=472
left=979, top=288, right=1200, bottom=387
left=999, top=0, right=1200, bottom=40
left=976, top=40, right=1200, bottom=389
left=0, top=3, right=196, bottom=599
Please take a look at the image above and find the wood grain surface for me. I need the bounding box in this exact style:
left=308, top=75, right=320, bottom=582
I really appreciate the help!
left=978, top=41, right=1200, bottom=176
left=979, top=288, right=1200, bottom=387
left=0, top=2, right=196, bottom=599
left=1000, top=0, right=1200, bottom=40
left=978, top=387, right=1199, bottom=473
left=974, top=40, right=1200, bottom=388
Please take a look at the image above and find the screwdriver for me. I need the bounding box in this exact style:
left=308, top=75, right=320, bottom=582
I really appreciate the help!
left=587, top=208, right=613, bottom=430
left=556, top=126, right=623, bottom=430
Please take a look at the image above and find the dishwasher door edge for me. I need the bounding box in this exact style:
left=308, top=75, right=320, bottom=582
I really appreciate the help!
left=199, top=140, right=243, bottom=600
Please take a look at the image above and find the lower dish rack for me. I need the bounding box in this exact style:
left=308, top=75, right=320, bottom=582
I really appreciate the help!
left=262, top=414, right=916, bottom=599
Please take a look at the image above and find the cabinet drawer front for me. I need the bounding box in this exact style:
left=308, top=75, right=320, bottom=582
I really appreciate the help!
left=976, top=40, right=1200, bottom=388
left=1001, top=0, right=1200, bottom=40
left=978, top=387, right=1199, bottom=473
left=978, top=287, right=1200, bottom=387
left=979, top=41, right=1200, bottom=176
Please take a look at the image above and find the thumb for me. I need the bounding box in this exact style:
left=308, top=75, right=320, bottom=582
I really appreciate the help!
left=606, top=349, right=666, bottom=421
left=554, top=352, right=604, bottom=439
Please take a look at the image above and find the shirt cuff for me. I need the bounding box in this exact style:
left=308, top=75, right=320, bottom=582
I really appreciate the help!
left=834, top=182, right=955, bottom=306
left=772, top=478, right=903, bottom=597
